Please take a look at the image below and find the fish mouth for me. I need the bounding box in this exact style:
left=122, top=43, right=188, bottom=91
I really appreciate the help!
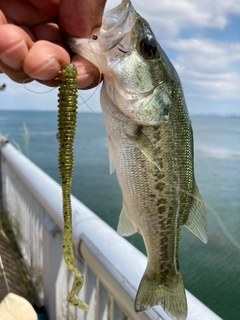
left=99, top=0, right=136, bottom=52
left=68, top=0, right=136, bottom=68
left=102, top=0, right=131, bottom=32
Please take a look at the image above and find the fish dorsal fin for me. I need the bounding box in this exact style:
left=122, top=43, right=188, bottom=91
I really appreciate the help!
left=117, top=204, right=137, bottom=236
left=126, top=129, right=161, bottom=170
left=108, top=137, right=115, bottom=174
left=184, top=184, right=208, bottom=244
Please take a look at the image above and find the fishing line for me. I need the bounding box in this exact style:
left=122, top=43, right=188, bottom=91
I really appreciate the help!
left=77, top=69, right=105, bottom=128
left=77, top=87, right=99, bottom=105
left=23, top=78, right=56, bottom=94
left=205, top=202, right=240, bottom=251
left=77, top=66, right=103, bottom=107
left=173, top=184, right=240, bottom=251
left=77, top=67, right=102, bottom=107
left=78, top=94, right=105, bottom=127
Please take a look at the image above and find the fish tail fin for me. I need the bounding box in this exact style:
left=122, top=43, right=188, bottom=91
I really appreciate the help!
left=134, top=270, right=187, bottom=320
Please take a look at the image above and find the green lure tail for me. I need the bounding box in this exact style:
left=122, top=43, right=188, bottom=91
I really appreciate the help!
left=58, top=63, right=88, bottom=311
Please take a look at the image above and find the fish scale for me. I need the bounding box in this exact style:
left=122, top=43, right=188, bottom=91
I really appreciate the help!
left=69, top=0, right=207, bottom=319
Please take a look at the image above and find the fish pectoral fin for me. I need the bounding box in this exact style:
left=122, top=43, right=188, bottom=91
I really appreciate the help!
left=184, top=184, right=208, bottom=244
left=126, top=129, right=161, bottom=170
left=117, top=204, right=137, bottom=237
left=108, top=137, right=115, bottom=174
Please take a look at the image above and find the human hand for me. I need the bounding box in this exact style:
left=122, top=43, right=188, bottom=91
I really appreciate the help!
left=0, top=0, right=106, bottom=88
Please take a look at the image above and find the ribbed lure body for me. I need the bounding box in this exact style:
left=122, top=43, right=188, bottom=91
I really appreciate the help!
left=58, top=63, right=88, bottom=311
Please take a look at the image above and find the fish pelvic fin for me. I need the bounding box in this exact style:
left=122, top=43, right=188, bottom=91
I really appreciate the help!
left=117, top=204, right=137, bottom=236
left=184, top=183, right=208, bottom=244
left=134, top=271, right=187, bottom=320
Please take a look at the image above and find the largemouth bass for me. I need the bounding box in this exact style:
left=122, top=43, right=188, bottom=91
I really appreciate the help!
left=69, top=0, right=207, bottom=319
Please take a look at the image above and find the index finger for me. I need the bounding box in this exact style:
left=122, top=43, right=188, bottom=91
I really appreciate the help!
left=58, top=0, right=106, bottom=88
left=58, top=0, right=106, bottom=38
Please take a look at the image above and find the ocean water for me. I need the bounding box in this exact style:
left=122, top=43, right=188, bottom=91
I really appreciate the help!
left=0, top=110, right=239, bottom=320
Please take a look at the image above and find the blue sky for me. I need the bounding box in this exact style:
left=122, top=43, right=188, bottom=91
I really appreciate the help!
left=0, top=0, right=240, bottom=115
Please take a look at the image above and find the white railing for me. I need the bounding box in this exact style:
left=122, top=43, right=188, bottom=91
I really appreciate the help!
left=0, top=140, right=222, bottom=320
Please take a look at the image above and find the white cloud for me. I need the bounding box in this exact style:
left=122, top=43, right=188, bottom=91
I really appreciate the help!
left=135, top=0, right=240, bottom=37
left=169, top=39, right=240, bottom=71
left=167, top=38, right=240, bottom=100
left=183, top=71, right=240, bottom=99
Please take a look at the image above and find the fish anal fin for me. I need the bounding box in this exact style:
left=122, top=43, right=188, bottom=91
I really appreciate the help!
left=108, top=137, right=115, bottom=174
left=126, top=129, right=161, bottom=170
left=184, top=184, right=208, bottom=244
left=117, top=204, right=136, bottom=237
left=135, top=270, right=187, bottom=320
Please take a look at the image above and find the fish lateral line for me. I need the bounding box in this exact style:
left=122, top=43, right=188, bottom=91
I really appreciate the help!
left=58, top=63, right=88, bottom=311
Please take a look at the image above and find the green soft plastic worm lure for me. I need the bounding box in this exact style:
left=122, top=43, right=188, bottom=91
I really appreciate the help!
left=58, top=63, right=88, bottom=311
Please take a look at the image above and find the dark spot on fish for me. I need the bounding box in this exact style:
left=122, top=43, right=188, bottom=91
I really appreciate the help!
left=159, top=235, right=166, bottom=248
left=163, top=104, right=170, bottom=117
left=158, top=206, right=166, bottom=214
left=155, top=146, right=161, bottom=153
left=167, top=217, right=172, bottom=225
left=154, top=172, right=165, bottom=179
left=157, top=198, right=167, bottom=206
left=153, top=130, right=160, bottom=141
left=92, top=34, right=98, bottom=40
left=149, top=194, right=156, bottom=198
left=156, top=182, right=165, bottom=191
left=168, top=206, right=174, bottom=212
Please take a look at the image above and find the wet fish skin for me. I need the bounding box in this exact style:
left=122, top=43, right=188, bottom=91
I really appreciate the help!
left=100, top=78, right=192, bottom=320
left=69, top=1, right=207, bottom=319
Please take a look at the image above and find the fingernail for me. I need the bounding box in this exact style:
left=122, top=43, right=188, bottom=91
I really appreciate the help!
left=31, top=58, right=60, bottom=81
left=0, top=40, right=27, bottom=69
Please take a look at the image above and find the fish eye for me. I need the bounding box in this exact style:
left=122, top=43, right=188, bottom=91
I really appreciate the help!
left=139, top=36, right=158, bottom=59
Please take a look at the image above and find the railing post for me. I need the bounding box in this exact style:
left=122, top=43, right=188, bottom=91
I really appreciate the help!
left=43, top=216, right=62, bottom=320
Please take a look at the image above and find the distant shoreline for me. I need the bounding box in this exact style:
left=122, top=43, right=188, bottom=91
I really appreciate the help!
left=0, top=109, right=239, bottom=118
